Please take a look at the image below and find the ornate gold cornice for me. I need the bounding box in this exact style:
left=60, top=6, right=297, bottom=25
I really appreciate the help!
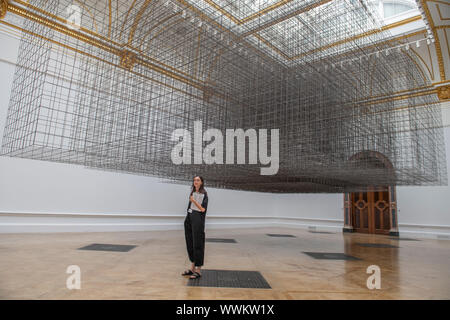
left=421, top=0, right=446, bottom=80
left=120, top=50, right=137, bottom=70
left=432, top=79, right=450, bottom=85
left=7, top=2, right=117, bottom=54
left=0, top=0, right=8, bottom=20
left=269, top=15, right=423, bottom=61
left=4, top=1, right=209, bottom=91
left=437, top=85, right=450, bottom=100
left=14, top=0, right=111, bottom=44
left=356, top=87, right=438, bottom=107
left=311, top=30, right=427, bottom=67
left=436, top=4, right=450, bottom=21
left=203, top=0, right=292, bottom=25
left=241, top=0, right=332, bottom=37
left=3, top=0, right=445, bottom=104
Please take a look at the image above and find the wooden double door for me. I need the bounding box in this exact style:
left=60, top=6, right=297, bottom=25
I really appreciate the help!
left=351, top=189, right=391, bottom=235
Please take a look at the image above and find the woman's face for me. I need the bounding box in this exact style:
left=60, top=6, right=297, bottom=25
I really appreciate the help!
left=193, top=176, right=202, bottom=190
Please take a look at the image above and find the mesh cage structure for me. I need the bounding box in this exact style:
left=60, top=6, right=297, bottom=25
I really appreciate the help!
left=0, top=0, right=447, bottom=192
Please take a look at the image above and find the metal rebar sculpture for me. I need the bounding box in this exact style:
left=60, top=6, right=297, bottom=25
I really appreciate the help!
left=0, top=0, right=447, bottom=192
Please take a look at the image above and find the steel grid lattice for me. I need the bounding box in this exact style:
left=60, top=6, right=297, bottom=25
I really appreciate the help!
left=0, top=0, right=447, bottom=192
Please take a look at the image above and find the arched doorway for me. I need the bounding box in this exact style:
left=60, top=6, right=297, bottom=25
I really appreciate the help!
left=343, top=151, right=399, bottom=236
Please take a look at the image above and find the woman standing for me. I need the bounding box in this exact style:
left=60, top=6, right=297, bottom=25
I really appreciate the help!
left=182, top=176, right=208, bottom=279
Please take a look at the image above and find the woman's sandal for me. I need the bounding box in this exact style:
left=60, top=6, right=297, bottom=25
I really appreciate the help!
left=189, top=272, right=201, bottom=279
left=181, top=269, right=195, bottom=276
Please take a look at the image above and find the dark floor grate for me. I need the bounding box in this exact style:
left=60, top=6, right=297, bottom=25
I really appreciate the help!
left=356, top=243, right=399, bottom=248
left=266, top=234, right=296, bottom=238
left=206, top=238, right=237, bottom=243
left=78, top=243, right=137, bottom=252
left=309, top=231, right=335, bottom=234
left=187, top=269, right=271, bottom=289
left=303, top=252, right=361, bottom=260
left=389, top=238, right=420, bottom=241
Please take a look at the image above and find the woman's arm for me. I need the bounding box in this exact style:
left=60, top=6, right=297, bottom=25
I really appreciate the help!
left=190, top=194, right=207, bottom=212
left=201, top=193, right=208, bottom=213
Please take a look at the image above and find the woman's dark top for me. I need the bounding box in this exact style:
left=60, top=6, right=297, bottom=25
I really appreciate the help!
left=187, top=191, right=208, bottom=214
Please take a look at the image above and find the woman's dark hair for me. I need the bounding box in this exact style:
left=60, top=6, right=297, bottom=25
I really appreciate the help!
left=190, top=175, right=206, bottom=195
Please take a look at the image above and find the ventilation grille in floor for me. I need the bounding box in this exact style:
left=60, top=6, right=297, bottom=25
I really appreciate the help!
left=78, top=243, right=137, bottom=252
left=309, top=231, right=335, bottom=234
left=187, top=269, right=271, bottom=289
left=303, top=252, right=361, bottom=260
left=205, top=238, right=237, bottom=243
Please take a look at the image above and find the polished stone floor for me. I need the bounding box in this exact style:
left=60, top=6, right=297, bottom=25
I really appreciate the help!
left=0, top=227, right=449, bottom=299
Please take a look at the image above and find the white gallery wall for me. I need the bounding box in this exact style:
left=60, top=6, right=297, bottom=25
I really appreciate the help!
left=396, top=103, right=450, bottom=239
left=0, top=27, right=448, bottom=238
